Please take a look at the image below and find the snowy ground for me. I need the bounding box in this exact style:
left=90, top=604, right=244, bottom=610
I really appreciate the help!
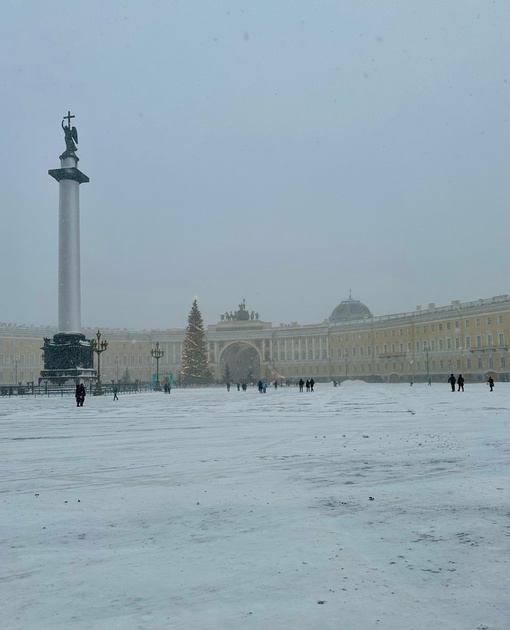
left=1, top=382, right=508, bottom=630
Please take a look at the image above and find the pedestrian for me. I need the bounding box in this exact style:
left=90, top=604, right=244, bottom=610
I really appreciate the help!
left=299, top=378, right=304, bottom=392
left=447, top=374, right=456, bottom=392
left=310, top=378, right=315, bottom=392
left=262, top=381, right=267, bottom=393
left=237, top=383, right=240, bottom=391
left=487, top=376, right=494, bottom=391
left=305, top=379, right=310, bottom=392
left=75, top=382, right=86, bottom=407
left=226, top=382, right=231, bottom=392
left=457, top=374, right=464, bottom=392
left=258, top=380, right=263, bottom=393
left=113, top=384, right=118, bottom=401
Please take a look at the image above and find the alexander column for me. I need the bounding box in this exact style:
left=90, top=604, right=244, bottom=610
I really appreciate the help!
left=40, top=112, right=96, bottom=384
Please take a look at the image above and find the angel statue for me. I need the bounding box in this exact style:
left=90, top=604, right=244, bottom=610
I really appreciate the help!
left=62, top=118, right=78, bottom=155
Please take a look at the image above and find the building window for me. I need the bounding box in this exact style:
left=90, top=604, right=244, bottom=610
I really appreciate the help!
left=440, top=360, right=444, bottom=369
left=466, top=359, right=471, bottom=369
left=439, top=340, right=444, bottom=350
left=383, top=345, right=387, bottom=353
left=399, top=343, right=403, bottom=352
left=498, top=333, right=504, bottom=345
left=391, top=344, right=395, bottom=353
left=431, top=324, right=435, bottom=332
left=498, top=315, right=503, bottom=324
left=465, top=320, right=469, bottom=327
left=455, top=338, right=460, bottom=349
left=477, top=358, right=483, bottom=369
left=487, top=317, right=492, bottom=325
left=487, top=334, right=492, bottom=347
left=456, top=360, right=461, bottom=369
left=439, top=324, right=443, bottom=331
left=399, top=328, right=403, bottom=336
left=465, top=337, right=470, bottom=348
left=416, top=341, right=420, bottom=352
left=488, top=357, right=494, bottom=369
left=446, top=322, right=451, bottom=330
left=447, top=339, right=452, bottom=350
left=476, top=336, right=481, bottom=348
left=501, top=357, right=506, bottom=368
left=407, top=342, right=411, bottom=352
left=476, top=318, right=480, bottom=326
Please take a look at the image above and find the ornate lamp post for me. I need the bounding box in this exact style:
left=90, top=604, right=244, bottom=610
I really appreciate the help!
left=343, top=349, right=350, bottom=382
left=91, top=330, right=108, bottom=395
left=151, top=341, right=164, bottom=391
left=424, top=342, right=431, bottom=385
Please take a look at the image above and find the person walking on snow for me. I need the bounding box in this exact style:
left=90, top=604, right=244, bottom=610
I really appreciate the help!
left=448, top=374, right=456, bottom=392
left=487, top=376, right=495, bottom=391
left=457, top=374, right=465, bottom=392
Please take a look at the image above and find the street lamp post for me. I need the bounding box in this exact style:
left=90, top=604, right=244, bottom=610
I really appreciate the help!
left=424, top=343, right=431, bottom=385
left=91, top=330, right=108, bottom=395
left=151, top=341, right=164, bottom=391
left=344, top=350, right=349, bottom=382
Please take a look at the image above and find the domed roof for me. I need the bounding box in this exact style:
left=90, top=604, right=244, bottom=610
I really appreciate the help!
left=330, top=295, right=373, bottom=322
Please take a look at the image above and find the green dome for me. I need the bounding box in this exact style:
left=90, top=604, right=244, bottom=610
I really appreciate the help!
left=330, top=296, right=373, bottom=322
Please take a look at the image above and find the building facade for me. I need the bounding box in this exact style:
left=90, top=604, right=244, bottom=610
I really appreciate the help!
left=1, top=294, right=508, bottom=387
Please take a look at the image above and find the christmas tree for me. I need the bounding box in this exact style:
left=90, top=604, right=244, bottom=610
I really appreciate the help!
left=180, top=299, right=212, bottom=385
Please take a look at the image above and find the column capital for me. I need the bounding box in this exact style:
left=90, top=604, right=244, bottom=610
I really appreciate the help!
left=48, top=167, right=90, bottom=184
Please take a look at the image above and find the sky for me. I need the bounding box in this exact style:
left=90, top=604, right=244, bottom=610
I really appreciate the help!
left=0, top=0, right=509, bottom=330
left=2, top=384, right=509, bottom=629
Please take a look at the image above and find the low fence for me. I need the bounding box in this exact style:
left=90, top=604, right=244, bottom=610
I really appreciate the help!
left=0, top=382, right=155, bottom=397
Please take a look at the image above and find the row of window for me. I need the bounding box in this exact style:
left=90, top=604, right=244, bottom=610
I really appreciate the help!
left=334, top=315, right=505, bottom=342
left=333, top=333, right=506, bottom=358
left=325, top=356, right=506, bottom=372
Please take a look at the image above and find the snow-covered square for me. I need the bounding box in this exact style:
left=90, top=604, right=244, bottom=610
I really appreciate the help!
left=1, top=383, right=508, bottom=629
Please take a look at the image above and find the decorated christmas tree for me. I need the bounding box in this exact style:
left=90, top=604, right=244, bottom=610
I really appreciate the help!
left=180, top=299, right=212, bottom=385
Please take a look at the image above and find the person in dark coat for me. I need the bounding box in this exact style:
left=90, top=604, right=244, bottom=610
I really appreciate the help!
left=75, top=382, right=86, bottom=407
left=457, top=374, right=465, bottom=392
left=309, top=378, right=315, bottom=392
left=305, top=379, right=310, bottom=392
left=487, top=376, right=495, bottom=391
left=447, top=374, right=456, bottom=392
left=298, top=379, right=304, bottom=392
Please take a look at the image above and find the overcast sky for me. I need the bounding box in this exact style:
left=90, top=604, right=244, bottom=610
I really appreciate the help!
left=1, top=1, right=508, bottom=330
